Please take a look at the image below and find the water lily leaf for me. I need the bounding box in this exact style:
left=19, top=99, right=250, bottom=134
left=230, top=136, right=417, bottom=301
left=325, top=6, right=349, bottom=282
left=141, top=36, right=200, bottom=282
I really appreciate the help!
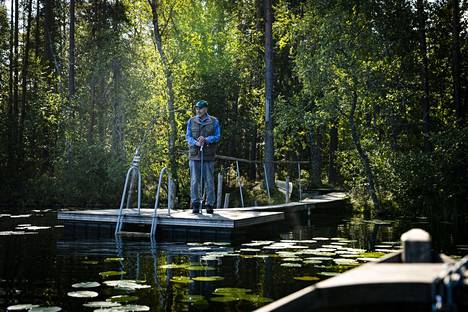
left=358, top=252, right=385, bottom=258
left=82, top=260, right=99, bottom=265
left=281, top=258, right=302, bottom=262
left=170, top=276, right=193, bottom=284
left=303, top=259, right=322, bottom=265
left=107, top=295, right=139, bottom=303
left=213, top=288, right=251, bottom=295
left=186, top=265, right=215, bottom=271
left=312, top=237, right=329, bottom=241
left=242, top=295, right=274, bottom=303
left=159, top=264, right=189, bottom=269
left=280, top=263, right=302, bottom=268
left=192, top=276, right=224, bottom=282
left=28, top=307, right=62, bottom=312
left=294, top=276, right=320, bottom=281
left=318, top=272, right=339, bottom=277
left=7, top=304, right=40, bottom=311
left=178, top=294, right=205, bottom=303
left=67, top=291, right=99, bottom=298
left=99, top=271, right=126, bottom=278
left=210, top=296, right=239, bottom=302
left=94, top=304, right=150, bottom=311
left=333, top=259, right=358, bottom=266
left=83, top=301, right=121, bottom=308
left=103, top=280, right=146, bottom=287
left=104, top=258, right=124, bottom=262
left=72, top=282, right=100, bottom=288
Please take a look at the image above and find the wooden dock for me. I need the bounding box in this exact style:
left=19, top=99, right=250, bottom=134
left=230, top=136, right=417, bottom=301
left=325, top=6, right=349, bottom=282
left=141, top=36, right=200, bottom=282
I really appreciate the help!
left=58, top=208, right=284, bottom=229
left=57, top=192, right=348, bottom=239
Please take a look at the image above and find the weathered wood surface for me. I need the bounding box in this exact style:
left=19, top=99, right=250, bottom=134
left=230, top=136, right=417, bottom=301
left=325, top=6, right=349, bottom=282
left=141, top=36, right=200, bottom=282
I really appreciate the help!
left=254, top=258, right=468, bottom=312
left=220, top=191, right=347, bottom=212
left=58, top=208, right=284, bottom=229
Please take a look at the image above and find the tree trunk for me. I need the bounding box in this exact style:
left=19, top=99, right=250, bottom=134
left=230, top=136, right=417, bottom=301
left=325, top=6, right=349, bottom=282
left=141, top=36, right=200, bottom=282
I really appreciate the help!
left=328, top=120, right=338, bottom=186
left=416, top=0, right=431, bottom=152
left=18, top=0, right=34, bottom=166
left=264, top=0, right=275, bottom=191
left=349, top=92, right=382, bottom=214
left=451, top=0, right=462, bottom=126
left=309, top=126, right=322, bottom=187
left=7, top=0, right=16, bottom=183
left=148, top=0, right=179, bottom=191
left=69, top=0, right=76, bottom=101
left=111, top=59, right=125, bottom=161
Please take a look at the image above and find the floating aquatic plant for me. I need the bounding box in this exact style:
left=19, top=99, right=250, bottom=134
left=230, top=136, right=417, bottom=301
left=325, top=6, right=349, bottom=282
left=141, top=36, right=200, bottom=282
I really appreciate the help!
left=7, top=304, right=40, bottom=311
left=170, top=276, right=193, bottom=284
left=82, top=301, right=121, bottom=308
left=67, top=290, right=99, bottom=298
left=72, top=281, right=100, bottom=288
left=192, top=276, right=224, bottom=282
left=99, top=271, right=126, bottom=278
left=107, top=295, right=139, bottom=303
left=294, top=276, right=320, bottom=282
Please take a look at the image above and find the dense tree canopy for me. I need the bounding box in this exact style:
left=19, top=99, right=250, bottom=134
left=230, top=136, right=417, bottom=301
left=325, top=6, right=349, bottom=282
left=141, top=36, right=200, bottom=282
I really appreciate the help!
left=0, top=0, right=466, bottom=217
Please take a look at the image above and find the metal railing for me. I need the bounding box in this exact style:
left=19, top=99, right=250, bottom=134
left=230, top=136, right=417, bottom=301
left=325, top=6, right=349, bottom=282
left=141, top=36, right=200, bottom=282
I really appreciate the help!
left=150, top=167, right=170, bottom=237
left=115, top=151, right=142, bottom=235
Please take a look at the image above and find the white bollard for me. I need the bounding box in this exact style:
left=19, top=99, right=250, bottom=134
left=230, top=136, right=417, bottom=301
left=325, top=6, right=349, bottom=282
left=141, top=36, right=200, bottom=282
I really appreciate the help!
left=401, top=228, right=432, bottom=263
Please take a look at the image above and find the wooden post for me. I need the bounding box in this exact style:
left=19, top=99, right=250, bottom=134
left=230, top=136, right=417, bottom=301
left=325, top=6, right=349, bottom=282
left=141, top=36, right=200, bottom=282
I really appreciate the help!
left=216, top=173, right=223, bottom=208
left=297, top=163, right=302, bottom=200
left=236, top=161, right=244, bottom=207
left=401, top=228, right=432, bottom=263
left=167, top=173, right=173, bottom=215
left=224, top=193, right=230, bottom=208
left=285, top=176, right=290, bottom=203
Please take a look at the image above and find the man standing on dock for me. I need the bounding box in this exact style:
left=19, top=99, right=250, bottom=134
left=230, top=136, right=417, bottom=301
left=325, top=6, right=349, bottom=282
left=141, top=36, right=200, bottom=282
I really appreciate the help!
left=186, top=100, right=221, bottom=214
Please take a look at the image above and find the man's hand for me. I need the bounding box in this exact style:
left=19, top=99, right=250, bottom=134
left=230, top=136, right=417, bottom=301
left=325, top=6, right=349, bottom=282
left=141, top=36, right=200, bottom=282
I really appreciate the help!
left=197, top=136, right=206, bottom=146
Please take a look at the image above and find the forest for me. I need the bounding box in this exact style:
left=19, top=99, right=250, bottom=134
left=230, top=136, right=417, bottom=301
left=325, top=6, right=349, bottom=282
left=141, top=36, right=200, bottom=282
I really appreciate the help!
left=0, top=0, right=467, bottom=217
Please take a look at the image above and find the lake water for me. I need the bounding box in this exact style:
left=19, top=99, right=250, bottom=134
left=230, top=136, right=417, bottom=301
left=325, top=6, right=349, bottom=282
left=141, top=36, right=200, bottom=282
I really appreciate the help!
left=0, top=207, right=467, bottom=311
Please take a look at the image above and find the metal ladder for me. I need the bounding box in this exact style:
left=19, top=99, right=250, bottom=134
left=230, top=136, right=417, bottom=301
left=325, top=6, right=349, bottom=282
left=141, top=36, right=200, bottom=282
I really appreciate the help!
left=150, top=167, right=173, bottom=237
left=115, top=150, right=142, bottom=235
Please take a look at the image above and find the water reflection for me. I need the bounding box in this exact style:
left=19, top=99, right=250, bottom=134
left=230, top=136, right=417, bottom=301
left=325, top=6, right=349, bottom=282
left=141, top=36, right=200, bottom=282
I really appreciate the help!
left=0, top=208, right=467, bottom=311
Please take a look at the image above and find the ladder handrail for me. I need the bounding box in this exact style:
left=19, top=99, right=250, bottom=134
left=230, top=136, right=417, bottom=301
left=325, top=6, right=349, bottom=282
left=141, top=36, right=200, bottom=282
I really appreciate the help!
left=115, top=153, right=142, bottom=235
left=151, top=167, right=167, bottom=237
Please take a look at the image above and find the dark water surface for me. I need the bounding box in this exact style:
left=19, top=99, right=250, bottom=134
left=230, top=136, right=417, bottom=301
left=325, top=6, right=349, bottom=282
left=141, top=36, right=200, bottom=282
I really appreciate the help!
left=0, top=207, right=467, bottom=312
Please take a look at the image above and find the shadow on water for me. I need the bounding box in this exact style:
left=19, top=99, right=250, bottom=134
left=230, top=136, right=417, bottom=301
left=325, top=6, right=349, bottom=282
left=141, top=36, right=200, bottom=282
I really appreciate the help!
left=0, top=205, right=467, bottom=311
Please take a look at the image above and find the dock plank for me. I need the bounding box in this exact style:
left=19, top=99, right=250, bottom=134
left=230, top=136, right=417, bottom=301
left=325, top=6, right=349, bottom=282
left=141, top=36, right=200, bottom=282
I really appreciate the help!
left=58, top=208, right=284, bottom=229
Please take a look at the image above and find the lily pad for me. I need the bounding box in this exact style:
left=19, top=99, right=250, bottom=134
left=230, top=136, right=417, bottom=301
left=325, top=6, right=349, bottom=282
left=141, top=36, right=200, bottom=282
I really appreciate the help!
left=104, top=257, right=124, bottom=262
left=72, top=282, right=100, bottom=288
left=107, top=295, right=139, bottom=303
left=358, top=252, right=385, bottom=258
left=103, top=280, right=146, bottom=287
left=186, top=265, right=215, bottom=271
left=82, top=260, right=99, bottom=265
left=303, top=259, right=323, bottom=265
left=7, top=304, right=40, bottom=311
left=95, top=304, right=150, bottom=311
left=280, top=263, right=302, bottom=268
left=213, top=287, right=252, bottom=295
left=29, top=307, right=62, bottom=312
left=178, top=294, right=206, bottom=303
left=67, top=290, right=99, bottom=298
left=159, top=263, right=189, bottom=269
left=312, top=237, right=329, bottom=241
left=242, top=295, right=274, bottom=303
left=210, top=296, right=239, bottom=303
left=333, top=258, right=358, bottom=266
left=99, top=271, right=126, bottom=278
left=83, top=301, right=122, bottom=308
left=192, top=276, right=224, bottom=282
left=170, top=276, right=193, bottom=284
left=318, top=272, right=339, bottom=277
left=294, top=276, right=320, bottom=281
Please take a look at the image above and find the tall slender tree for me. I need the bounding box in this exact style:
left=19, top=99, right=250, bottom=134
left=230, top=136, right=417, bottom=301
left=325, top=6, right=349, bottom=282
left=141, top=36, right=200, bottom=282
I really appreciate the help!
left=264, top=0, right=274, bottom=191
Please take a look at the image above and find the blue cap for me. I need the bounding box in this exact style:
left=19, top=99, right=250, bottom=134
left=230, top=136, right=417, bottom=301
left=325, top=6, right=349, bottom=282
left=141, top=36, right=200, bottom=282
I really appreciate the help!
left=195, top=100, right=208, bottom=108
